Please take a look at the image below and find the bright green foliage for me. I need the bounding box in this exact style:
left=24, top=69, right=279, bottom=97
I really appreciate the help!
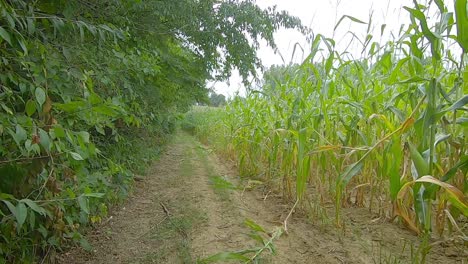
left=0, top=0, right=303, bottom=262
left=189, top=0, right=468, bottom=238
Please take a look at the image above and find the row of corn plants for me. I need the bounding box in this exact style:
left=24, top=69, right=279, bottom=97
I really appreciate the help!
left=191, top=0, right=467, bottom=237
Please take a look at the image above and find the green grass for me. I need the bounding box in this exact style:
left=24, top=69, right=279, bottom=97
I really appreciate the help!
left=142, top=136, right=208, bottom=264
left=194, top=141, right=236, bottom=201
left=147, top=211, right=207, bottom=263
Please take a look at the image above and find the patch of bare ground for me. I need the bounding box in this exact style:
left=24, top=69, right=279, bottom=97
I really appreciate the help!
left=60, top=132, right=466, bottom=263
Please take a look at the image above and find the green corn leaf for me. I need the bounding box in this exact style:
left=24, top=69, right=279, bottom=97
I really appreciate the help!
left=441, top=155, right=468, bottom=182
left=416, top=176, right=468, bottom=216
left=244, top=219, right=266, bottom=233
left=456, top=117, right=468, bottom=126
left=381, top=24, right=387, bottom=36
left=434, top=134, right=451, bottom=148
left=388, top=137, right=402, bottom=201
left=325, top=52, right=334, bottom=76
left=199, top=252, right=250, bottom=263
left=339, top=160, right=364, bottom=188
left=407, top=143, right=429, bottom=178
left=296, top=128, right=310, bottom=200
left=248, top=233, right=265, bottom=245
left=435, top=0, right=447, bottom=13
left=413, top=186, right=430, bottom=231
left=455, top=0, right=468, bottom=51
left=334, top=15, right=367, bottom=31
left=404, top=6, right=441, bottom=60
left=431, top=95, right=468, bottom=124
left=448, top=94, right=468, bottom=111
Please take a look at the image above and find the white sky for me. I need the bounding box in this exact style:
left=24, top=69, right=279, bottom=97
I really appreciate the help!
left=212, top=0, right=454, bottom=97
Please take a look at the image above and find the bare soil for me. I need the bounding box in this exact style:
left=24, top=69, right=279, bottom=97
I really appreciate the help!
left=61, top=132, right=467, bottom=264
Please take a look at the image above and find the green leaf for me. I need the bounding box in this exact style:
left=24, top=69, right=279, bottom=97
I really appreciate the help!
left=25, top=100, right=36, bottom=116
left=244, top=219, right=266, bottom=233
left=82, top=193, right=104, bottom=198
left=80, top=238, right=93, bottom=251
left=53, top=125, right=66, bottom=138
left=18, top=38, right=28, bottom=54
left=38, top=225, right=48, bottom=238
left=62, top=47, right=71, bottom=61
left=78, top=196, right=89, bottom=214
left=404, top=6, right=441, bottom=60
left=70, top=152, right=84, bottom=161
left=441, top=155, right=468, bottom=182
left=1, top=102, right=13, bottom=115
left=96, top=125, right=105, bottom=135
left=15, top=202, right=28, bottom=232
left=38, top=129, right=51, bottom=152
left=21, top=199, right=46, bottom=216
left=77, top=131, right=90, bottom=143
left=339, top=161, right=364, bottom=186
left=407, top=143, right=429, bottom=178
left=27, top=18, right=35, bottom=35
left=456, top=117, right=468, bottom=126
left=431, top=95, right=468, bottom=124
left=3, top=200, right=17, bottom=217
left=334, top=15, right=367, bottom=31
left=415, top=176, right=468, bottom=216
left=434, top=134, right=451, bottom=147
left=199, top=252, right=250, bottom=263
left=0, top=26, right=12, bottom=45
left=247, top=233, right=265, bottom=245
left=388, top=137, right=402, bottom=201
left=455, top=0, right=468, bottom=51
left=380, top=24, right=387, bottom=36
left=0, top=193, right=14, bottom=200
left=29, top=210, right=36, bottom=229
left=35, top=87, right=46, bottom=107
left=14, top=124, right=27, bottom=144
left=448, top=94, right=468, bottom=111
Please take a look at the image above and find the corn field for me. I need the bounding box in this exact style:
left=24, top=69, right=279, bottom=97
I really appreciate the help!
left=189, top=0, right=468, bottom=238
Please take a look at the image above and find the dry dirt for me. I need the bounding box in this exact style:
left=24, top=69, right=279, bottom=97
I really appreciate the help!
left=61, top=132, right=467, bottom=264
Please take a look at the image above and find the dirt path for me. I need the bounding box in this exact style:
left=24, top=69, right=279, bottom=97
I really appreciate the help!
left=62, top=132, right=466, bottom=264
